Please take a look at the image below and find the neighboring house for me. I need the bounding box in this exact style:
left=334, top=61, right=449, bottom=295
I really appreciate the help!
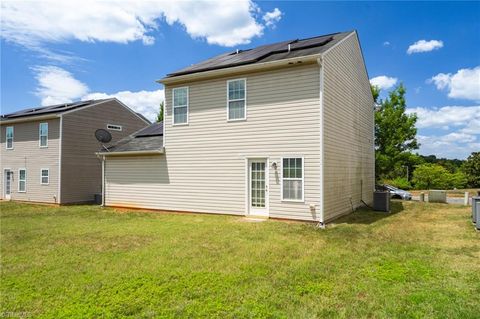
left=100, top=30, right=375, bottom=223
left=0, top=98, right=149, bottom=204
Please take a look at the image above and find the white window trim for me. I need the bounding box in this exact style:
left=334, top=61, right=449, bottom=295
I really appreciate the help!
left=280, top=156, right=305, bottom=202
left=18, top=168, right=26, bottom=193
left=172, top=86, right=189, bottom=126
left=107, top=124, right=123, bottom=131
left=40, top=168, right=49, bottom=185
left=226, top=78, right=247, bottom=122
left=6, top=126, right=14, bottom=150
left=39, top=122, right=48, bottom=148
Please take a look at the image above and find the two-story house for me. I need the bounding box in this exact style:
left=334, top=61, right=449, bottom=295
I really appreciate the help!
left=99, top=30, right=375, bottom=223
left=1, top=98, right=149, bottom=204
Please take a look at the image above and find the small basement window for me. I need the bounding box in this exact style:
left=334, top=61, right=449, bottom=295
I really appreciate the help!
left=41, top=169, right=49, bottom=185
left=18, top=169, right=26, bottom=192
left=107, top=124, right=122, bottom=131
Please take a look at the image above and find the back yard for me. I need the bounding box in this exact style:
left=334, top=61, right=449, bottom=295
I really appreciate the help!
left=1, top=201, right=479, bottom=318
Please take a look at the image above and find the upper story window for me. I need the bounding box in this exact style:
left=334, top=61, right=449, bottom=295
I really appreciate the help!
left=39, top=123, right=48, bottom=147
left=172, top=87, right=188, bottom=125
left=227, top=79, right=246, bottom=121
left=281, top=157, right=304, bottom=202
left=107, top=124, right=122, bottom=131
left=6, top=126, right=14, bottom=149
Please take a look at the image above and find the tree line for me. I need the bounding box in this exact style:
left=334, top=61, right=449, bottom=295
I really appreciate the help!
left=373, top=84, right=479, bottom=190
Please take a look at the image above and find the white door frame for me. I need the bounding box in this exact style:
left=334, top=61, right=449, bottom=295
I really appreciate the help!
left=245, top=157, right=269, bottom=217
left=4, top=169, right=12, bottom=200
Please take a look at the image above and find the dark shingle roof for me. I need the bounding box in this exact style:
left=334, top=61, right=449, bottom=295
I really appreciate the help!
left=106, top=122, right=163, bottom=153
left=134, top=121, right=163, bottom=137
left=167, top=31, right=353, bottom=77
left=1, top=99, right=110, bottom=120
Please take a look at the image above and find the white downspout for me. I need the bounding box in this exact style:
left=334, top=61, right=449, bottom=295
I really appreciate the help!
left=101, top=155, right=105, bottom=206
left=317, top=56, right=325, bottom=227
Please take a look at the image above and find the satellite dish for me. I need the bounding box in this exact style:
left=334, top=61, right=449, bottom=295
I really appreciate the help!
left=94, top=129, right=112, bottom=143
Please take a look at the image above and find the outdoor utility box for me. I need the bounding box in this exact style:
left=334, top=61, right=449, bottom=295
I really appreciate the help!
left=428, top=190, right=447, bottom=203
left=476, top=201, right=480, bottom=230
left=94, top=193, right=102, bottom=205
left=373, top=191, right=390, bottom=212
left=472, top=196, right=480, bottom=224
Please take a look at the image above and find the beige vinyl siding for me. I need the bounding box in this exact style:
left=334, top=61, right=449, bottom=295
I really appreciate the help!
left=0, top=119, right=60, bottom=203
left=105, top=64, right=322, bottom=221
left=60, top=100, right=148, bottom=203
left=321, top=32, right=375, bottom=222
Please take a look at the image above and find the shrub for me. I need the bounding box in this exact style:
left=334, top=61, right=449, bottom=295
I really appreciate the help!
left=448, top=171, right=467, bottom=189
left=412, top=164, right=468, bottom=190
left=384, top=177, right=412, bottom=190
left=412, top=164, right=450, bottom=189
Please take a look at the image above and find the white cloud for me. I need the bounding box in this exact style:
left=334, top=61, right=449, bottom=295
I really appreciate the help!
left=383, top=41, right=390, bottom=46
left=370, top=76, right=398, bottom=90
left=407, top=39, right=443, bottom=54
left=263, top=8, right=282, bottom=28
left=429, top=66, right=480, bottom=101
left=33, top=66, right=89, bottom=106
left=407, top=105, right=480, bottom=129
left=83, top=90, right=164, bottom=122
left=407, top=105, right=480, bottom=159
left=416, top=134, right=478, bottom=159
left=1, top=0, right=269, bottom=60
left=32, top=65, right=163, bottom=121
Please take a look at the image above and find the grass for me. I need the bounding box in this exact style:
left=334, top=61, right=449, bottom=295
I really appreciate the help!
left=1, top=201, right=479, bottom=318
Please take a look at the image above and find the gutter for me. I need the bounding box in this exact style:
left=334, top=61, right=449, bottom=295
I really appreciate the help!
left=0, top=114, right=60, bottom=124
left=96, top=148, right=165, bottom=157
left=158, top=54, right=321, bottom=85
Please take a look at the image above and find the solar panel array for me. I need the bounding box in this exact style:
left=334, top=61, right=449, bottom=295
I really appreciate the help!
left=167, top=31, right=351, bottom=77
left=1, top=100, right=101, bottom=119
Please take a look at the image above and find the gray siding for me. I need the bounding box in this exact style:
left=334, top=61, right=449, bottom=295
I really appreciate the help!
left=322, top=32, right=375, bottom=222
left=60, top=100, right=148, bottom=203
left=105, top=64, right=322, bottom=221
left=0, top=119, right=60, bottom=203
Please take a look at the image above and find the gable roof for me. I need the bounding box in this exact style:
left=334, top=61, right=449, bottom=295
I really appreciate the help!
left=165, top=31, right=353, bottom=78
left=100, top=122, right=164, bottom=155
left=1, top=99, right=109, bottom=120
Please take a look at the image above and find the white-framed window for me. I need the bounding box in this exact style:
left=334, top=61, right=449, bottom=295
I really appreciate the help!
left=281, top=157, right=304, bottom=202
left=39, top=122, right=48, bottom=147
left=107, top=124, right=123, bottom=131
left=40, top=168, right=49, bottom=185
left=6, top=126, right=14, bottom=149
left=172, top=87, right=189, bottom=125
left=18, top=169, right=26, bottom=192
left=227, top=78, right=246, bottom=121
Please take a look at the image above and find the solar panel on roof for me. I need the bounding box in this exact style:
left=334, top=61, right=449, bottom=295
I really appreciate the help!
left=1, top=100, right=102, bottom=119
left=167, top=31, right=349, bottom=77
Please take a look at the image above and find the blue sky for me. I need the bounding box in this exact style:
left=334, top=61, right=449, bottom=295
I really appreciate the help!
left=1, top=1, right=479, bottom=159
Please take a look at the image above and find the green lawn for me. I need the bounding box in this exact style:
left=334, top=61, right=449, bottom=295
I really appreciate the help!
left=1, top=201, right=479, bottom=318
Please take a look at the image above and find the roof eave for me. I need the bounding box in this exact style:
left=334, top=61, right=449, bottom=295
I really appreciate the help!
left=157, top=54, right=322, bottom=85
left=0, top=113, right=61, bottom=124
left=96, top=147, right=165, bottom=157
